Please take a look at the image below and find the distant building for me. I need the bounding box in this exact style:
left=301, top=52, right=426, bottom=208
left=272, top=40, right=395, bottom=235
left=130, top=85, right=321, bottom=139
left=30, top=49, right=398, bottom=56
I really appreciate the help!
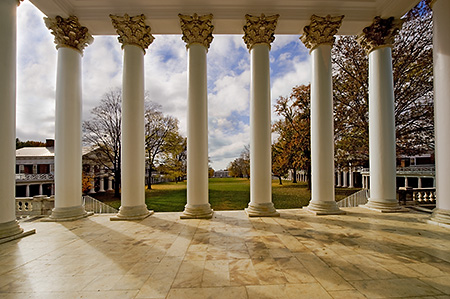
left=213, top=170, right=230, bottom=178
left=15, top=139, right=114, bottom=197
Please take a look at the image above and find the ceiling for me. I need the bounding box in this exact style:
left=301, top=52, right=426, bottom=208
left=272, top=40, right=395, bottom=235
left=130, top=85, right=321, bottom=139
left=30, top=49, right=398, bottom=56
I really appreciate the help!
left=29, top=0, right=421, bottom=35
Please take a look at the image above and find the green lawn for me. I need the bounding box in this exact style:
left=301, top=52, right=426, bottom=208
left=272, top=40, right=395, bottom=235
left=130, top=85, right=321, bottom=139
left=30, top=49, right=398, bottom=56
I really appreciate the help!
left=99, top=178, right=360, bottom=212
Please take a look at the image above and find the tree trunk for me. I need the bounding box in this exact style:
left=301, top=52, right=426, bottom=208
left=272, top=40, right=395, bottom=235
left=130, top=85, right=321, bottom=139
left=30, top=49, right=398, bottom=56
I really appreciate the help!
left=292, top=168, right=297, bottom=183
left=307, top=165, right=311, bottom=191
left=277, top=175, right=282, bottom=185
left=114, top=168, right=121, bottom=198
left=147, top=165, right=152, bottom=190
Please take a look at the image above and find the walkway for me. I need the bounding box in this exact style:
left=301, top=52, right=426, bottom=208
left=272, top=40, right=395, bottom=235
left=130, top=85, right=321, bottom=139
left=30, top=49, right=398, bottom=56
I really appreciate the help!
left=1, top=208, right=450, bottom=298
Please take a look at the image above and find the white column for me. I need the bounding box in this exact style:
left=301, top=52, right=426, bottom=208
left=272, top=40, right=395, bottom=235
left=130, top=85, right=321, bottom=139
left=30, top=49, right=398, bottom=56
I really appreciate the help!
left=39, top=184, right=43, bottom=195
left=88, top=175, right=96, bottom=194
left=358, top=17, right=404, bottom=212
left=349, top=168, right=354, bottom=188
left=44, top=16, right=93, bottom=221
left=418, top=177, right=423, bottom=189
left=343, top=171, right=348, bottom=188
left=243, top=14, right=279, bottom=217
left=179, top=13, right=214, bottom=219
left=404, top=177, right=409, bottom=188
left=110, top=14, right=153, bottom=220
left=25, top=185, right=30, bottom=197
left=430, top=0, right=450, bottom=226
left=301, top=15, right=344, bottom=215
left=99, top=176, right=105, bottom=192
left=337, top=171, right=342, bottom=187
left=0, top=0, right=29, bottom=242
left=107, top=177, right=113, bottom=191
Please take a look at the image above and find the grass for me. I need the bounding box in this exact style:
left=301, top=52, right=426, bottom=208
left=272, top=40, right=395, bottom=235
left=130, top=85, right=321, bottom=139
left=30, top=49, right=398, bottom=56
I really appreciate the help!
left=94, top=178, right=360, bottom=212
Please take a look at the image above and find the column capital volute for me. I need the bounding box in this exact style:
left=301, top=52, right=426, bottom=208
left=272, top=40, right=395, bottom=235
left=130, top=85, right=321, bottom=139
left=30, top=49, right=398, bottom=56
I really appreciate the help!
left=357, top=16, right=404, bottom=54
left=17, top=0, right=23, bottom=6
left=300, top=14, right=344, bottom=51
left=243, top=13, right=279, bottom=51
left=110, top=14, right=154, bottom=53
left=179, top=13, right=214, bottom=50
left=44, top=15, right=93, bottom=54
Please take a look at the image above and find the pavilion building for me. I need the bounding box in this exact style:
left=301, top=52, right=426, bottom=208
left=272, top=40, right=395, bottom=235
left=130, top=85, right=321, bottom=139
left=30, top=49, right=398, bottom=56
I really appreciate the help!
left=1, top=0, right=449, bottom=241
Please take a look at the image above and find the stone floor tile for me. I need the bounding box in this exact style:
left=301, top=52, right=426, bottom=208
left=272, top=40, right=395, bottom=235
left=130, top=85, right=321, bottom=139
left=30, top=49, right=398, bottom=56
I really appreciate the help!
left=328, top=289, right=366, bottom=299
left=202, top=269, right=230, bottom=287
left=284, top=283, right=333, bottom=299
left=350, top=278, right=444, bottom=298
left=406, top=263, right=448, bottom=277
left=420, top=276, right=450, bottom=294
left=230, top=270, right=260, bottom=286
left=1, top=210, right=450, bottom=298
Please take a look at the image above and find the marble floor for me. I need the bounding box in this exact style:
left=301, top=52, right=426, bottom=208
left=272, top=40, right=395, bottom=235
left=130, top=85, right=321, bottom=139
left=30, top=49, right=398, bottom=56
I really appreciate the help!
left=1, top=208, right=450, bottom=298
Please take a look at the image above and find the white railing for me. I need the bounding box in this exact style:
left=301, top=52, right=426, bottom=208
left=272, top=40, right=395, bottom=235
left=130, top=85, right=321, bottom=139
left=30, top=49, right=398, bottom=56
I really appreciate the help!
left=413, top=188, right=436, bottom=203
left=337, top=189, right=369, bottom=207
left=361, top=166, right=435, bottom=175
left=16, top=195, right=54, bottom=216
left=16, top=173, right=54, bottom=181
left=83, top=195, right=118, bottom=214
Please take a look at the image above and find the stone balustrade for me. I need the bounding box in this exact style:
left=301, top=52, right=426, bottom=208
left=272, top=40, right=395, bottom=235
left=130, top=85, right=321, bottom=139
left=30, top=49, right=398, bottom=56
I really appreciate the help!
left=16, top=173, right=54, bottom=182
left=16, top=195, right=54, bottom=217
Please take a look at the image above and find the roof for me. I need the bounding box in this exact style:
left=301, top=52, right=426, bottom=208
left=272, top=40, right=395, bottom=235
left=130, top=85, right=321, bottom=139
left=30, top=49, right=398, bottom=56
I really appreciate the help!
left=16, top=147, right=54, bottom=157
left=29, top=0, right=420, bottom=35
left=16, top=146, right=98, bottom=158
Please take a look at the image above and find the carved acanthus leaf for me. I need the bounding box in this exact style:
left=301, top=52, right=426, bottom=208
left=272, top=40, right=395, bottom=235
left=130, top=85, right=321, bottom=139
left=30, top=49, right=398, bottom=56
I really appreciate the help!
left=44, top=16, right=93, bottom=53
left=243, top=14, right=279, bottom=50
left=357, top=16, right=404, bottom=53
left=300, top=15, right=344, bottom=50
left=110, top=14, right=154, bottom=52
left=179, top=13, right=214, bottom=50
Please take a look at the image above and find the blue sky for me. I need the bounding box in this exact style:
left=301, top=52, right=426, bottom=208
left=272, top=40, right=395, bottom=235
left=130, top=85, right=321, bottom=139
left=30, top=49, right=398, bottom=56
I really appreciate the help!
left=16, top=0, right=311, bottom=170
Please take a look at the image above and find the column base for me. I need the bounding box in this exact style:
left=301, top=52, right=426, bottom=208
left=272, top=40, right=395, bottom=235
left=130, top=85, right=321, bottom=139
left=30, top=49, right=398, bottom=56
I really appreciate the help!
left=181, top=204, right=213, bottom=219
left=0, top=220, right=36, bottom=244
left=43, top=205, right=93, bottom=222
left=245, top=202, right=280, bottom=217
left=110, top=204, right=153, bottom=221
left=428, top=208, right=450, bottom=228
left=360, top=198, right=409, bottom=213
left=303, top=201, right=345, bottom=215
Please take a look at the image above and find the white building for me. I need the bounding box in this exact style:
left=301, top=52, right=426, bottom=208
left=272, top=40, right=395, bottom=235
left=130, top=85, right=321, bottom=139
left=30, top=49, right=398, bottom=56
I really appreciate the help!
left=1, top=0, right=450, bottom=241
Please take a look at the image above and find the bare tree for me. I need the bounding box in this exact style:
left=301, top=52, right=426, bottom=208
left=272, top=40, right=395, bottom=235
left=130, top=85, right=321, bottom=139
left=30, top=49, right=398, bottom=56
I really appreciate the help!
left=83, top=89, right=122, bottom=197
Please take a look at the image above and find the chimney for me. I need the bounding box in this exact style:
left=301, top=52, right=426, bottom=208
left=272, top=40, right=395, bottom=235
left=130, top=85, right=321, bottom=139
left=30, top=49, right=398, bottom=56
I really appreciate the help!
left=46, top=139, right=54, bottom=147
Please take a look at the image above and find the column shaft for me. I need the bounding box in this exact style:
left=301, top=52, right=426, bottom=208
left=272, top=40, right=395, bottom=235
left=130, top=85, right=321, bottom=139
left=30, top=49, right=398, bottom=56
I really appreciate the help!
left=246, top=44, right=279, bottom=217
left=182, top=44, right=212, bottom=219
left=0, top=0, right=32, bottom=241
left=337, top=171, right=342, bottom=187
left=363, top=47, right=402, bottom=211
left=306, top=45, right=343, bottom=215
left=50, top=47, right=88, bottom=220
left=430, top=0, right=450, bottom=226
left=113, top=44, right=151, bottom=220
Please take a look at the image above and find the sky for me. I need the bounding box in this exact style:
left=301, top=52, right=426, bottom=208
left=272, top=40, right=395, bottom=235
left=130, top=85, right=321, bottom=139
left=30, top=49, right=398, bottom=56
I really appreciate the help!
left=16, top=0, right=311, bottom=170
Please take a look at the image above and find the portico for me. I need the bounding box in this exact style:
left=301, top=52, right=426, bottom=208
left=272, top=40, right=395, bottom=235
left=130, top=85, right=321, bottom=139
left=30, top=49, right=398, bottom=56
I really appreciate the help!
left=2, top=0, right=450, bottom=242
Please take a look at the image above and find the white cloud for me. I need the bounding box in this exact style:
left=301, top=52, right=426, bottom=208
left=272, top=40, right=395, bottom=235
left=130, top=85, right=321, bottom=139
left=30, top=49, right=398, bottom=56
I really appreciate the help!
left=16, top=3, right=311, bottom=170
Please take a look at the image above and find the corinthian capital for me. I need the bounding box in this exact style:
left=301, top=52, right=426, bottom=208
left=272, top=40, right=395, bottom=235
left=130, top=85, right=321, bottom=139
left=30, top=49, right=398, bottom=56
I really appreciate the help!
left=17, top=0, right=23, bottom=5
left=110, top=14, right=154, bottom=52
left=300, top=15, right=344, bottom=50
left=243, top=14, right=279, bottom=50
left=44, top=16, right=93, bottom=53
left=358, top=17, right=404, bottom=54
left=179, top=13, right=214, bottom=50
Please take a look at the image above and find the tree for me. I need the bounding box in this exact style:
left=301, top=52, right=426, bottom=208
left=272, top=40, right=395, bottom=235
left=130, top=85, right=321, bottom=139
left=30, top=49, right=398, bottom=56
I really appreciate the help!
left=228, top=145, right=250, bottom=178
left=16, top=138, right=46, bottom=149
left=158, top=136, right=187, bottom=183
left=82, top=89, right=122, bottom=197
left=272, top=85, right=311, bottom=188
left=144, top=103, right=181, bottom=189
left=332, top=0, right=434, bottom=168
